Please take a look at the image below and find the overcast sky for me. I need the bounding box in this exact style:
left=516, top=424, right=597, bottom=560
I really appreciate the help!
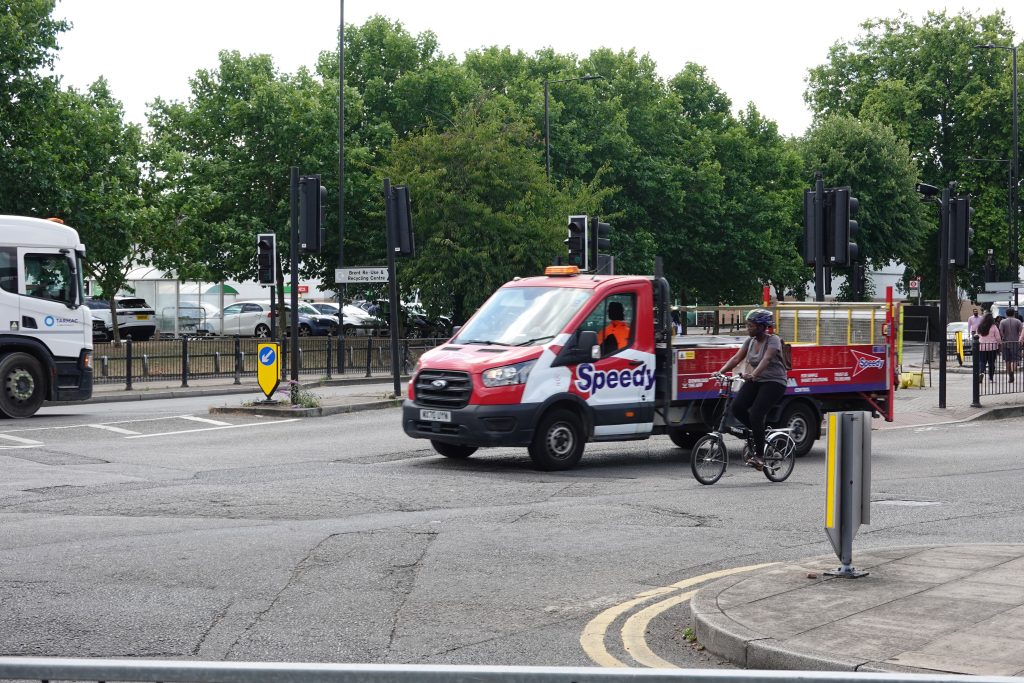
left=51, top=1, right=1022, bottom=138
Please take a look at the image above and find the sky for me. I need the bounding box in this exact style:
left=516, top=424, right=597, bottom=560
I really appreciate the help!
left=50, top=1, right=1022, bottom=138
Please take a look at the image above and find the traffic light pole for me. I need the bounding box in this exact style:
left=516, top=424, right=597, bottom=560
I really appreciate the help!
left=383, top=178, right=402, bottom=398
left=290, top=166, right=300, bottom=393
left=814, top=176, right=826, bottom=302
left=939, top=184, right=950, bottom=410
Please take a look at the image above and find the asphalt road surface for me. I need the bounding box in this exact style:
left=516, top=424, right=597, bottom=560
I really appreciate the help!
left=1, top=396, right=1020, bottom=667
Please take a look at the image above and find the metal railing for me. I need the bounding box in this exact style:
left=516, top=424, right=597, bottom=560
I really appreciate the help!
left=90, top=336, right=449, bottom=388
left=971, top=337, right=1024, bottom=406
left=0, top=657, right=1011, bottom=683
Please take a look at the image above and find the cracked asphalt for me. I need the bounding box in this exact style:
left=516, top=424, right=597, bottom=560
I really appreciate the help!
left=2, top=396, right=1021, bottom=667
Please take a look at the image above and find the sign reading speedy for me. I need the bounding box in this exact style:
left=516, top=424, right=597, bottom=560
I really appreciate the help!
left=574, top=362, right=656, bottom=396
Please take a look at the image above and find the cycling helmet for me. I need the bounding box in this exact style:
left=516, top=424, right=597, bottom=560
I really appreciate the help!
left=746, top=308, right=774, bottom=327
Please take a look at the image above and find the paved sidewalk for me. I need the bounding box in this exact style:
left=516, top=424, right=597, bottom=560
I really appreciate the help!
left=49, top=374, right=406, bottom=415
left=692, top=545, right=1024, bottom=675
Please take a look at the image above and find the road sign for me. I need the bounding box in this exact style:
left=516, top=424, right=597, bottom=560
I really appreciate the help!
left=257, top=342, right=280, bottom=400
left=984, top=281, right=1013, bottom=292
left=908, top=278, right=920, bottom=292
left=335, top=267, right=389, bottom=284
left=977, top=292, right=1012, bottom=303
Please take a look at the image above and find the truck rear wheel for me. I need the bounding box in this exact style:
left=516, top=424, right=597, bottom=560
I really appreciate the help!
left=528, top=409, right=584, bottom=471
left=779, top=402, right=817, bottom=457
left=668, top=428, right=702, bottom=449
left=431, top=440, right=477, bottom=459
left=0, top=352, right=46, bottom=419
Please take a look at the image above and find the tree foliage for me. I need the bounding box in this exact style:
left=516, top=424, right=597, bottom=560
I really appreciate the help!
left=805, top=10, right=1020, bottom=307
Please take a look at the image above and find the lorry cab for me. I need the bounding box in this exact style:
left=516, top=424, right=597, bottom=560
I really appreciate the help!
left=1, top=215, right=92, bottom=417
left=403, top=267, right=657, bottom=469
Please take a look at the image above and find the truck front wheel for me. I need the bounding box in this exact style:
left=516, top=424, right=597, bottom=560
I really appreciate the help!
left=431, top=440, right=477, bottom=459
left=779, top=402, right=817, bottom=457
left=529, top=409, right=584, bottom=471
left=0, top=352, right=46, bottom=419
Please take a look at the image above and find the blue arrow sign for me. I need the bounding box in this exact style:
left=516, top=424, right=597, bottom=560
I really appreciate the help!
left=259, top=347, right=277, bottom=366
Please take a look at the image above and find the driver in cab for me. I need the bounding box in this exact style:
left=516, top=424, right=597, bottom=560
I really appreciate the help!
left=597, top=301, right=630, bottom=353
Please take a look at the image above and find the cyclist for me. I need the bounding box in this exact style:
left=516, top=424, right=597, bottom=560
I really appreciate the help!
left=716, top=308, right=789, bottom=469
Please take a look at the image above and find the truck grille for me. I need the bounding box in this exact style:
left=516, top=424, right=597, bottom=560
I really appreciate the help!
left=415, top=370, right=472, bottom=408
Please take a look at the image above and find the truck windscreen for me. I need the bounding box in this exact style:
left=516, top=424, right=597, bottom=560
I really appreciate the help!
left=454, top=286, right=592, bottom=347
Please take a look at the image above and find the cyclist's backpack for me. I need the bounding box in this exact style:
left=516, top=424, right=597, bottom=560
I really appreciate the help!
left=777, top=335, right=793, bottom=371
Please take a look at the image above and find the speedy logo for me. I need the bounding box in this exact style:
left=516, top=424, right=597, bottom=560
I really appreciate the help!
left=575, top=362, right=656, bottom=395
left=850, top=349, right=884, bottom=377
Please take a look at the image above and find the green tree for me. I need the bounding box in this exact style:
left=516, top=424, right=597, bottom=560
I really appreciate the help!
left=0, top=0, right=68, bottom=214
left=805, top=10, right=1019, bottom=309
left=379, top=102, right=607, bottom=324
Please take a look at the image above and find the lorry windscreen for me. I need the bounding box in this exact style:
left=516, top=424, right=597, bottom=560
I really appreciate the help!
left=454, top=286, right=592, bottom=347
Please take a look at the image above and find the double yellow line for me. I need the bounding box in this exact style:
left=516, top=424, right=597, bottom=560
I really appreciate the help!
left=580, top=563, right=776, bottom=668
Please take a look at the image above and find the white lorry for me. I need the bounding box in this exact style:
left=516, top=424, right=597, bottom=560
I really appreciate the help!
left=0, top=215, right=93, bottom=417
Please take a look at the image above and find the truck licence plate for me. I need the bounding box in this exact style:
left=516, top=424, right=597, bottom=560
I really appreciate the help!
left=420, top=409, right=451, bottom=422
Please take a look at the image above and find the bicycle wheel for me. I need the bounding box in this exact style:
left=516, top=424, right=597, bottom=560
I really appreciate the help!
left=763, top=432, right=795, bottom=482
left=690, top=434, right=727, bottom=485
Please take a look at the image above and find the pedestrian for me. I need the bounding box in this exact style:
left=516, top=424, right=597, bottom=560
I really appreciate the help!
left=976, top=313, right=1002, bottom=383
left=1000, top=307, right=1023, bottom=383
left=966, top=306, right=983, bottom=337
left=670, top=308, right=682, bottom=336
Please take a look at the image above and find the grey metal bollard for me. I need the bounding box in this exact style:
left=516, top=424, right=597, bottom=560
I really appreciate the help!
left=824, top=411, right=872, bottom=578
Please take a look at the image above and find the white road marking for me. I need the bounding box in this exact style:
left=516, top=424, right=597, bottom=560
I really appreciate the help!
left=124, top=419, right=300, bottom=439
left=178, top=416, right=232, bottom=426
left=0, top=433, right=44, bottom=446
left=87, top=424, right=141, bottom=435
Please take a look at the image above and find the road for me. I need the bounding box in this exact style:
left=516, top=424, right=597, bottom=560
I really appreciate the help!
left=1, top=395, right=1021, bottom=667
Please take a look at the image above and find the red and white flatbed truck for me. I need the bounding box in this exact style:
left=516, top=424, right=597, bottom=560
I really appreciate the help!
left=402, top=266, right=897, bottom=470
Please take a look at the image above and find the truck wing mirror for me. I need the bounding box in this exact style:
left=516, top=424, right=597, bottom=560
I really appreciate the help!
left=552, top=329, right=600, bottom=367
left=579, top=330, right=599, bottom=359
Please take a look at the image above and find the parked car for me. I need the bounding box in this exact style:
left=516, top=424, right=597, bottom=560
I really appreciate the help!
left=85, top=296, right=157, bottom=341
left=309, top=301, right=379, bottom=333
left=219, top=300, right=336, bottom=337
left=353, top=299, right=453, bottom=338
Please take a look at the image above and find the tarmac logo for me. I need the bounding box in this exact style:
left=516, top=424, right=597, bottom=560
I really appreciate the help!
left=575, top=363, right=656, bottom=396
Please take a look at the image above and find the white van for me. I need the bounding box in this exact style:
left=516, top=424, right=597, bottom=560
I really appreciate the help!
left=0, top=215, right=93, bottom=417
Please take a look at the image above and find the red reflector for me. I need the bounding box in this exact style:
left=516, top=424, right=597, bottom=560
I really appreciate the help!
left=625, top=411, right=635, bottom=418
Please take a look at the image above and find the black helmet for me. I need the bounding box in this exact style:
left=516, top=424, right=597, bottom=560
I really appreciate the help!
left=746, top=308, right=773, bottom=327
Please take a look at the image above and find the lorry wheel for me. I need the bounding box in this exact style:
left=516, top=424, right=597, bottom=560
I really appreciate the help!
left=668, top=428, right=702, bottom=449
left=779, top=403, right=817, bottom=457
left=431, top=440, right=477, bottom=459
left=0, top=353, right=46, bottom=419
left=528, top=409, right=584, bottom=471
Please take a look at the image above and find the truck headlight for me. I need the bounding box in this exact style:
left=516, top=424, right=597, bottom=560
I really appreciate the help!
left=482, top=360, right=536, bottom=387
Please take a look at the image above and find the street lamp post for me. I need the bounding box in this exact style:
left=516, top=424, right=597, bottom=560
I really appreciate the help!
left=977, top=42, right=1019, bottom=286
left=544, top=74, right=602, bottom=181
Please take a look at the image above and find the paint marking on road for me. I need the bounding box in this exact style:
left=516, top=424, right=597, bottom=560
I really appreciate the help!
left=87, top=424, right=141, bottom=435
left=178, top=416, right=232, bottom=427
left=621, top=590, right=697, bottom=668
left=0, top=433, right=44, bottom=447
left=124, top=419, right=300, bottom=439
left=580, top=562, right=776, bottom=668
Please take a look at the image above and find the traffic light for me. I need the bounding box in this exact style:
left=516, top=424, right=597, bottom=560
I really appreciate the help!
left=829, top=187, right=859, bottom=267
left=803, top=189, right=819, bottom=266
left=589, top=217, right=611, bottom=274
left=299, top=175, right=324, bottom=253
left=851, top=262, right=866, bottom=300
left=387, top=184, right=415, bottom=257
left=985, top=249, right=996, bottom=282
left=948, top=195, right=974, bottom=267
left=257, top=233, right=276, bottom=285
left=565, top=215, right=587, bottom=269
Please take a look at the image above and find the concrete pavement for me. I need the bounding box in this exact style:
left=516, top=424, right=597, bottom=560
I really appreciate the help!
left=692, top=545, right=1024, bottom=675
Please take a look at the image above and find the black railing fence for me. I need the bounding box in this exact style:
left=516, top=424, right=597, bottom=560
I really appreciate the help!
left=971, top=337, right=1024, bottom=406
left=91, top=336, right=448, bottom=388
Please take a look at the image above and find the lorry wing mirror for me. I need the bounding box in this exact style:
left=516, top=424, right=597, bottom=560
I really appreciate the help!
left=452, top=325, right=461, bottom=337
left=578, top=330, right=599, bottom=359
